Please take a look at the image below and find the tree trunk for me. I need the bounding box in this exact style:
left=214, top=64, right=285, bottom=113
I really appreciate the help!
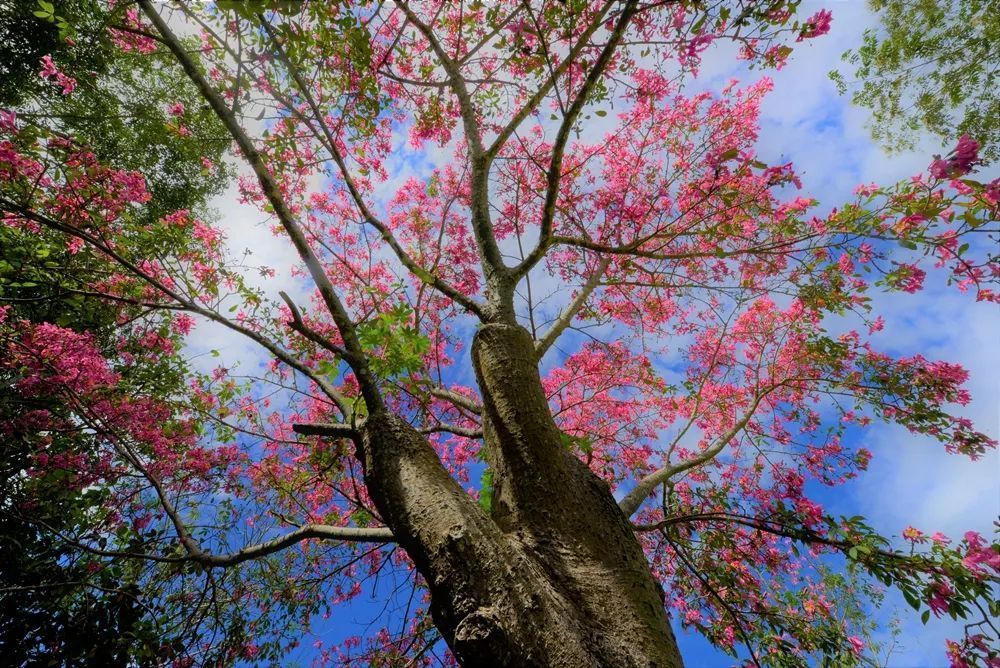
left=359, top=323, right=684, bottom=667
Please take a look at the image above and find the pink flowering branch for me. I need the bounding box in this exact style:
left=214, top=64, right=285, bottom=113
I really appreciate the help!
left=254, top=15, right=486, bottom=320
left=513, top=0, right=640, bottom=279
left=1, top=200, right=348, bottom=413
left=393, top=0, right=509, bottom=282
left=484, top=1, right=620, bottom=160
left=61, top=387, right=395, bottom=564
left=620, top=385, right=778, bottom=518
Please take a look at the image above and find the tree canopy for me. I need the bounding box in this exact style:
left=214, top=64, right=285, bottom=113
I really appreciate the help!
left=832, top=0, right=1000, bottom=161
left=1, top=1, right=997, bottom=666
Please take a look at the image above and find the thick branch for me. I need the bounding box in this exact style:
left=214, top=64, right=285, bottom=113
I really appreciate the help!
left=429, top=387, right=483, bottom=415
left=513, top=0, right=638, bottom=279
left=421, top=424, right=483, bottom=439
left=139, top=0, right=384, bottom=412
left=293, top=422, right=359, bottom=438
left=186, top=524, right=394, bottom=567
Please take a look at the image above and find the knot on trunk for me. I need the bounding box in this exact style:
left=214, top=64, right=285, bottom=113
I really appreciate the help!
left=453, top=607, right=508, bottom=663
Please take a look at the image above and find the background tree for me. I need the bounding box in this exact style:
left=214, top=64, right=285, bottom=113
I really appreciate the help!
left=831, top=0, right=1000, bottom=161
left=1, top=1, right=997, bottom=666
left=0, top=1, right=231, bottom=663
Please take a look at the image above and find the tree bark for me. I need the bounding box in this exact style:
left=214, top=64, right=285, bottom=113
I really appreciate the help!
left=359, top=323, right=684, bottom=667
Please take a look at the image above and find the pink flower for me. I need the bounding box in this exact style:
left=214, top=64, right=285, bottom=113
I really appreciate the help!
left=168, top=102, right=185, bottom=117
left=930, top=135, right=981, bottom=179
left=797, top=9, right=833, bottom=42
left=961, top=531, right=1000, bottom=576
left=896, top=263, right=926, bottom=293
left=902, top=526, right=925, bottom=542
left=952, top=135, right=980, bottom=172
left=39, top=54, right=58, bottom=79
left=847, top=636, right=864, bottom=656
left=171, top=313, right=196, bottom=336
left=56, top=74, right=76, bottom=95
left=0, top=109, right=16, bottom=133
left=37, top=55, right=75, bottom=95
left=928, top=581, right=954, bottom=617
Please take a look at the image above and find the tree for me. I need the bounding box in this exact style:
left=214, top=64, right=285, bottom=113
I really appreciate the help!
left=0, top=0, right=231, bottom=663
left=831, top=0, right=1000, bottom=161
left=1, top=1, right=997, bottom=666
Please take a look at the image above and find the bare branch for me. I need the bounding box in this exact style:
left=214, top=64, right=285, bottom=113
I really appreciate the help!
left=293, top=422, right=359, bottom=438
left=421, top=424, right=483, bottom=439
left=188, top=524, right=394, bottom=567
left=428, top=387, right=483, bottom=415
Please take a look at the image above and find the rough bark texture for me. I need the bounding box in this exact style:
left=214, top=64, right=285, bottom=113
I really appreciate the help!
left=359, top=324, right=684, bottom=667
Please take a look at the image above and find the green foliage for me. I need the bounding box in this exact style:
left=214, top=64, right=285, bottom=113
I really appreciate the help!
left=0, top=1, right=233, bottom=663
left=477, top=467, right=494, bottom=514
left=356, top=303, right=431, bottom=378
left=832, top=0, right=1000, bottom=160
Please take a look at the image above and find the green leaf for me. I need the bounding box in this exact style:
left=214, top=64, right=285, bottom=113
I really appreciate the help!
left=719, top=148, right=739, bottom=162
left=478, top=467, right=494, bottom=513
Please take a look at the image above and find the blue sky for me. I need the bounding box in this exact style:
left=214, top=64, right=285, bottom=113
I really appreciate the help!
left=188, top=2, right=999, bottom=665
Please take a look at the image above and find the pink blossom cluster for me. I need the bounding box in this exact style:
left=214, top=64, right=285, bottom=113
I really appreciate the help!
left=796, top=10, right=833, bottom=42
left=930, top=135, right=981, bottom=180
left=38, top=54, right=76, bottom=95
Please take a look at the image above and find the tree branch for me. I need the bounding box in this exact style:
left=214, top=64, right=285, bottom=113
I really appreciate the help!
left=139, top=0, right=385, bottom=412
left=534, top=257, right=611, bottom=359
left=1, top=201, right=348, bottom=413
left=293, top=422, right=359, bottom=438
left=258, top=18, right=486, bottom=320
left=485, top=1, right=618, bottom=161
left=393, top=0, right=508, bottom=287
left=421, top=424, right=483, bottom=439
left=278, top=291, right=349, bottom=359
left=513, top=0, right=639, bottom=279
left=186, top=524, right=395, bottom=567
left=428, top=387, right=483, bottom=415
left=620, top=388, right=773, bottom=518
